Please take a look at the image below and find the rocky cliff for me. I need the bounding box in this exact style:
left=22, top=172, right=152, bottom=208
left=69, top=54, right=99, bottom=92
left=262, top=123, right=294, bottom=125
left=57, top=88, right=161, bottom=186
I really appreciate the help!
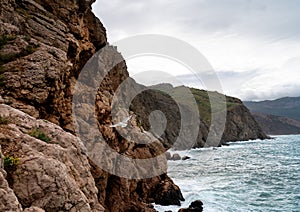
left=131, top=85, right=268, bottom=149
left=0, top=0, right=183, bottom=211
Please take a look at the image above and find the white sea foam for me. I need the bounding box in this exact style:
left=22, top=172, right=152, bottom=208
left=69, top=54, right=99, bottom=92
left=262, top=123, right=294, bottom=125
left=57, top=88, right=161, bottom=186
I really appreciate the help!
left=155, top=135, right=300, bottom=211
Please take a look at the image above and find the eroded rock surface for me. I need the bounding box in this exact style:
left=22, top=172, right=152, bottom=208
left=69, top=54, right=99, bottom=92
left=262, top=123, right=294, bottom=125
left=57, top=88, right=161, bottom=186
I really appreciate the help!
left=0, top=145, right=23, bottom=212
left=0, top=0, right=183, bottom=211
left=0, top=104, right=104, bottom=211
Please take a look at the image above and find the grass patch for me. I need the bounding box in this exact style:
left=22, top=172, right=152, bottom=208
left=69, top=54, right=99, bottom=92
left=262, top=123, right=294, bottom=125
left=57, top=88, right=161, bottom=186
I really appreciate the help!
left=0, top=116, right=9, bottom=124
left=28, top=128, right=51, bottom=143
left=4, top=155, right=20, bottom=171
left=0, top=43, right=39, bottom=66
left=24, top=35, right=31, bottom=42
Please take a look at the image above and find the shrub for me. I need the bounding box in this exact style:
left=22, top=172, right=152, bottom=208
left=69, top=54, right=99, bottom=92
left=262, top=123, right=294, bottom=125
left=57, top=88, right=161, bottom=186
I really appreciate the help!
left=24, top=35, right=31, bottom=42
left=0, top=34, right=16, bottom=49
left=24, top=45, right=36, bottom=54
left=29, top=128, right=51, bottom=143
left=4, top=155, right=20, bottom=171
left=0, top=116, right=9, bottom=124
left=0, top=74, right=6, bottom=87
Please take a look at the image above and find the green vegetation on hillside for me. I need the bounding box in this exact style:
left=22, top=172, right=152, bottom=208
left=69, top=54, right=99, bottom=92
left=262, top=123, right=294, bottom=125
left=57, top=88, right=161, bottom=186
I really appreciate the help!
left=160, top=86, right=243, bottom=122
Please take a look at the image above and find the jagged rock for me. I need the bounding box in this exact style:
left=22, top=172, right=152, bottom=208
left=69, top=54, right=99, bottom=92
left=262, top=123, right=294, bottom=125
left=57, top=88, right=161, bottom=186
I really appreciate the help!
left=0, top=0, right=106, bottom=130
left=221, top=104, right=268, bottom=142
left=0, top=104, right=104, bottom=211
left=178, top=200, right=203, bottom=212
left=0, top=1, right=184, bottom=211
left=153, top=176, right=184, bottom=206
left=190, top=200, right=203, bottom=208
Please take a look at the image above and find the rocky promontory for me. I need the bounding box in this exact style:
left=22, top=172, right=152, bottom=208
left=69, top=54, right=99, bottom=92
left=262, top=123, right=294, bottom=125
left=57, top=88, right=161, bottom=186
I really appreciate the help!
left=131, top=85, right=269, bottom=149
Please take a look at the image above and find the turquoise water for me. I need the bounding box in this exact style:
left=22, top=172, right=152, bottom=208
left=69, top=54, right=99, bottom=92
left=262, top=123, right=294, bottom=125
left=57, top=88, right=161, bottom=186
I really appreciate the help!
left=154, top=135, right=300, bottom=212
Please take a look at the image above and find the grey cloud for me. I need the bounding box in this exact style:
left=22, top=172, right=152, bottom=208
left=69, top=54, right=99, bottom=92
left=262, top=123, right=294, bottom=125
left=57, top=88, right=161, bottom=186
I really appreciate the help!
left=175, top=69, right=300, bottom=101
left=92, top=0, right=300, bottom=101
left=93, top=0, right=300, bottom=41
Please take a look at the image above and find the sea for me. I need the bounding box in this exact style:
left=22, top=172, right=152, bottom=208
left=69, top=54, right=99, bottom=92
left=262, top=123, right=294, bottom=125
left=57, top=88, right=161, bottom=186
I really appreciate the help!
left=154, top=135, right=300, bottom=212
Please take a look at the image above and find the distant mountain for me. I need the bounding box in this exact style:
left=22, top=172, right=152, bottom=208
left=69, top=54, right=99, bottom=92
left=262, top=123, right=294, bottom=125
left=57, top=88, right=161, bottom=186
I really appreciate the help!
left=251, top=112, right=300, bottom=135
left=244, top=97, right=300, bottom=121
left=244, top=97, right=300, bottom=135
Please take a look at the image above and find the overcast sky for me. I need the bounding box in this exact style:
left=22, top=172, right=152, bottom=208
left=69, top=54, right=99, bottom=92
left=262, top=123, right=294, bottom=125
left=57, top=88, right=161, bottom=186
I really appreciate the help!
left=92, top=0, right=300, bottom=101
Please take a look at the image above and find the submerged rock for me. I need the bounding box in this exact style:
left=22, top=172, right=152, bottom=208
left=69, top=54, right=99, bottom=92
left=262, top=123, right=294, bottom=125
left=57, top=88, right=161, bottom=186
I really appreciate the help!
left=182, top=156, right=191, bottom=160
left=178, top=200, right=203, bottom=212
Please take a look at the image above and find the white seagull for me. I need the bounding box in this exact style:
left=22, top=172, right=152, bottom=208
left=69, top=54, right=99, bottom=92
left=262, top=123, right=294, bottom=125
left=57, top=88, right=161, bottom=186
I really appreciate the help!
left=109, top=115, right=132, bottom=128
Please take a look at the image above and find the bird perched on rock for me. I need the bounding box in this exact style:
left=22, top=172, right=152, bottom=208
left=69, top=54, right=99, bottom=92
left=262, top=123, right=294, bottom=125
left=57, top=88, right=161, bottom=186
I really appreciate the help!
left=109, top=115, right=132, bottom=128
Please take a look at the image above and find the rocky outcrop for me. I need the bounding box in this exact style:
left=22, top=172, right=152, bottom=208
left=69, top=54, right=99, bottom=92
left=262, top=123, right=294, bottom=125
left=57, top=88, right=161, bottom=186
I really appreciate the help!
left=131, top=84, right=269, bottom=149
left=221, top=102, right=268, bottom=142
left=178, top=200, right=203, bottom=212
left=0, top=104, right=104, bottom=211
left=0, top=0, right=106, bottom=131
left=0, top=0, right=183, bottom=211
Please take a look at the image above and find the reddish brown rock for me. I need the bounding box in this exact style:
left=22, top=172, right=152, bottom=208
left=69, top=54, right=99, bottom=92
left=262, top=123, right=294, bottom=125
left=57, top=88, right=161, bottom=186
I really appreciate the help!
left=0, top=0, right=183, bottom=211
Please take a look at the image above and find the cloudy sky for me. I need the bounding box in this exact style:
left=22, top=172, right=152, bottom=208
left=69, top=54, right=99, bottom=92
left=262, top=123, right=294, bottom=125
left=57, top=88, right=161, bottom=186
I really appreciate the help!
left=92, top=0, right=300, bottom=101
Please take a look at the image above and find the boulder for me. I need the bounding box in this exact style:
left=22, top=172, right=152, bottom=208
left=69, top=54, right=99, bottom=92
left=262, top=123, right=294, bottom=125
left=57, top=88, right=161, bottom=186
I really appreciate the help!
left=171, top=153, right=181, bottom=161
left=178, top=200, right=203, bottom=212
left=165, top=152, right=171, bottom=160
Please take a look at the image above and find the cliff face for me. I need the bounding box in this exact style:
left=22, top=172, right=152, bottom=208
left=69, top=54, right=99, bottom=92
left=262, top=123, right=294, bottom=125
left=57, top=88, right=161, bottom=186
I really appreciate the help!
left=221, top=101, right=268, bottom=142
left=0, top=104, right=104, bottom=212
left=0, top=0, right=183, bottom=211
left=0, top=0, right=107, bottom=131
left=131, top=85, right=268, bottom=149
